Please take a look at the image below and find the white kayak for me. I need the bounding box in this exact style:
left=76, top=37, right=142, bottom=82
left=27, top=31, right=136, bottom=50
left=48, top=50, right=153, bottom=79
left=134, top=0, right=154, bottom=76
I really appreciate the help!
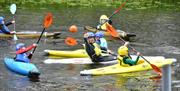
left=44, top=57, right=118, bottom=64
left=44, top=55, right=165, bottom=65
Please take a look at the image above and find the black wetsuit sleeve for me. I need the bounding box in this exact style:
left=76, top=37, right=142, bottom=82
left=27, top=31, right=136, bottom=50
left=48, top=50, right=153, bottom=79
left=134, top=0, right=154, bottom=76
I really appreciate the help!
left=5, top=22, right=13, bottom=26
left=84, top=38, right=96, bottom=59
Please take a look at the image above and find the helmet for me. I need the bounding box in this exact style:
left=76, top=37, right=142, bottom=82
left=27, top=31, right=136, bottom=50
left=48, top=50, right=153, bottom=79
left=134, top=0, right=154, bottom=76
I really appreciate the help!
left=118, top=46, right=128, bottom=56
left=16, top=43, right=25, bottom=51
left=0, top=16, right=4, bottom=24
left=95, top=31, right=104, bottom=38
left=86, top=32, right=95, bottom=38
left=99, top=15, right=108, bottom=24
left=100, top=15, right=108, bottom=20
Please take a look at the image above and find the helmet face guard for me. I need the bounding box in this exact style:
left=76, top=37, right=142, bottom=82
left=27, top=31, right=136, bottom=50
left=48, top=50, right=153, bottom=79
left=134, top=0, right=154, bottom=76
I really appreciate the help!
left=99, top=15, right=108, bottom=24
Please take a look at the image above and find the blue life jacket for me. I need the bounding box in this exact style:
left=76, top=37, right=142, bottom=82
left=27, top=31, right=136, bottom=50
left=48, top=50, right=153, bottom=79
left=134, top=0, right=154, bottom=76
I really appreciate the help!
left=0, top=24, right=11, bottom=34
left=16, top=53, right=30, bottom=63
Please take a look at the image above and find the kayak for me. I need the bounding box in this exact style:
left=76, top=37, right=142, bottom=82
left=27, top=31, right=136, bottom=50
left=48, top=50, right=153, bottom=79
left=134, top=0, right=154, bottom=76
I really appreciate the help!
left=80, top=56, right=177, bottom=76
left=4, top=57, right=40, bottom=78
left=44, top=49, right=109, bottom=58
left=0, top=31, right=61, bottom=39
left=44, top=57, right=118, bottom=64
left=44, top=55, right=164, bottom=65
left=44, top=49, right=88, bottom=58
left=84, top=26, right=136, bottom=40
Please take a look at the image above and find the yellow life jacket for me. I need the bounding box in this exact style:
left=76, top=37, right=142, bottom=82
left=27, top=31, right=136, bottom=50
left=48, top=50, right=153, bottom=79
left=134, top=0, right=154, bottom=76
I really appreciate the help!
left=93, top=43, right=102, bottom=56
left=117, top=55, right=130, bottom=67
left=101, top=22, right=108, bottom=30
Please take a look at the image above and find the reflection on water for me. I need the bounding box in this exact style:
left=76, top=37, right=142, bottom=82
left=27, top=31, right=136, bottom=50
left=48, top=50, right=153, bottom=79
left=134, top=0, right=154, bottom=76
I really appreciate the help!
left=0, top=7, right=179, bottom=90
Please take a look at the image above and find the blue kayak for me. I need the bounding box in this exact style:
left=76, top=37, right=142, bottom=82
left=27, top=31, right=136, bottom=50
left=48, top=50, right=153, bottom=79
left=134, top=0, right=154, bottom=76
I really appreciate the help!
left=4, top=57, right=40, bottom=78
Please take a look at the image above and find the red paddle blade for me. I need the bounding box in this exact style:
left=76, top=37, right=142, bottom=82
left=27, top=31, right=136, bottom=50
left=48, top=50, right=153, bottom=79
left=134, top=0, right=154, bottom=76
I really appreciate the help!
left=106, top=23, right=119, bottom=37
left=65, top=37, right=78, bottom=46
left=150, top=64, right=162, bottom=76
left=43, top=12, right=53, bottom=28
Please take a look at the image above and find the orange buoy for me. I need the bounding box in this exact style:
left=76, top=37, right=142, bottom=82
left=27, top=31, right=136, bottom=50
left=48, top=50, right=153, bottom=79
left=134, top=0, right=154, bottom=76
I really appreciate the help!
left=69, top=25, right=78, bottom=33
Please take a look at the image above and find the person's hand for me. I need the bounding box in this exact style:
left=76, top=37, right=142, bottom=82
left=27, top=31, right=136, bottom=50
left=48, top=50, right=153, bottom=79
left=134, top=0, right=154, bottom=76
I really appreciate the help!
left=10, top=31, right=16, bottom=34
left=33, top=43, right=37, bottom=47
left=11, top=20, right=15, bottom=24
left=96, top=25, right=101, bottom=29
left=84, top=33, right=88, bottom=38
left=124, top=42, right=129, bottom=47
left=136, top=52, right=141, bottom=56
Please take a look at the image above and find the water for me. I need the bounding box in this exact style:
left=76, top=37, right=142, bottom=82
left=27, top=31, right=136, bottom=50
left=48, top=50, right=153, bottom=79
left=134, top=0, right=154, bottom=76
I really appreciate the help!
left=0, top=7, right=180, bottom=91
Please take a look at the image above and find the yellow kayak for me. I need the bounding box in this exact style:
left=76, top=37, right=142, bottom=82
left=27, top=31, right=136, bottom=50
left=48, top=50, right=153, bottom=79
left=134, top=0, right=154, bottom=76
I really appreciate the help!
left=44, top=49, right=88, bottom=58
left=80, top=57, right=176, bottom=76
left=44, top=49, right=109, bottom=58
left=0, top=31, right=61, bottom=38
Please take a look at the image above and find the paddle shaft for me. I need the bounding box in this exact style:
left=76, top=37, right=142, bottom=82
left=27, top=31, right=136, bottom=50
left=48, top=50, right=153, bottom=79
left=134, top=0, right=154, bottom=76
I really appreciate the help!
left=32, top=28, right=45, bottom=54
left=117, top=36, right=155, bottom=65
left=99, top=2, right=126, bottom=27
left=13, top=16, right=15, bottom=32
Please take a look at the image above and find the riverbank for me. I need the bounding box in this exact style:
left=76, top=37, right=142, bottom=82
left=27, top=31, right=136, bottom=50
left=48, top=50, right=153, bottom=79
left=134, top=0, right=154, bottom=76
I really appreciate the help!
left=0, top=0, right=179, bottom=11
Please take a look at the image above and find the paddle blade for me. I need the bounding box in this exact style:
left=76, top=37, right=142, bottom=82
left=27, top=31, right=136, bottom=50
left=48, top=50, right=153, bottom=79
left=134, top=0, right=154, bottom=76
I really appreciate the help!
left=65, top=37, right=78, bottom=46
left=106, top=23, right=119, bottom=37
left=10, top=4, right=16, bottom=14
left=13, top=34, right=18, bottom=40
left=150, top=64, right=162, bottom=75
left=69, top=25, right=78, bottom=33
left=43, top=13, right=53, bottom=28
left=114, top=2, right=126, bottom=14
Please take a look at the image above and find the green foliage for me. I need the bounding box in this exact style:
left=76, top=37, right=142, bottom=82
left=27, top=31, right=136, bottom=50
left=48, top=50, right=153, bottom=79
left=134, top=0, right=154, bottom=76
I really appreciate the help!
left=0, top=0, right=179, bottom=10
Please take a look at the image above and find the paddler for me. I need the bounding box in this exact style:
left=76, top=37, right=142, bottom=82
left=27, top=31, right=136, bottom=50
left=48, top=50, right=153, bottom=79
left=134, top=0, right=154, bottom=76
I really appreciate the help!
left=117, top=42, right=140, bottom=66
left=84, top=32, right=116, bottom=63
left=96, top=15, right=112, bottom=31
left=0, top=16, right=16, bottom=34
left=95, top=31, right=108, bottom=51
left=15, top=43, right=37, bottom=63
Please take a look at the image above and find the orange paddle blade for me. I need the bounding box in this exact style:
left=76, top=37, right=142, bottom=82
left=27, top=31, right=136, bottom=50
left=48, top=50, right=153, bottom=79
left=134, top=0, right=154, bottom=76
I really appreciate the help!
left=114, top=2, right=126, bottom=14
left=65, top=37, right=78, bottom=46
left=150, top=64, right=162, bottom=76
left=106, top=23, right=119, bottom=37
left=69, top=25, right=78, bottom=33
left=43, top=12, right=53, bottom=28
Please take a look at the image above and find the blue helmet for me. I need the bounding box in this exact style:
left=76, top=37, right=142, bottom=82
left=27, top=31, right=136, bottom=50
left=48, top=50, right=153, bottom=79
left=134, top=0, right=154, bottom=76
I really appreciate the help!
left=0, top=16, right=4, bottom=24
left=95, top=31, right=104, bottom=38
left=16, top=43, right=25, bottom=51
left=86, top=32, right=95, bottom=38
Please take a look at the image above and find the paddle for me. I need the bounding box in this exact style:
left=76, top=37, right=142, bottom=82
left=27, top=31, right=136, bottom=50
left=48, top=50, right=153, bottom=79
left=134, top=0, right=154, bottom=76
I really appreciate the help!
left=106, top=23, right=162, bottom=75
left=28, top=13, right=53, bottom=59
left=64, top=36, right=117, bottom=56
left=98, top=2, right=126, bottom=27
left=10, top=4, right=18, bottom=41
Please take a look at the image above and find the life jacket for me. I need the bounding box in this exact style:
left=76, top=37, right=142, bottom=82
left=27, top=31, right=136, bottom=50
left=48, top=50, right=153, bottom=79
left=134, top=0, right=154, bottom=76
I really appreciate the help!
left=93, top=43, right=102, bottom=56
left=0, top=24, right=10, bottom=34
left=117, top=55, right=130, bottom=67
left=16, top=53, right=30, bottom=63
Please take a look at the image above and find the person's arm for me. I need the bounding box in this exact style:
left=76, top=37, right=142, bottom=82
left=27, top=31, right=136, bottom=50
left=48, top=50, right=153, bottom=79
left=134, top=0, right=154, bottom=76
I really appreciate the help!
left=16, top=44, right=37, bottom=54
left=5, top=21, right=13, bottom=26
